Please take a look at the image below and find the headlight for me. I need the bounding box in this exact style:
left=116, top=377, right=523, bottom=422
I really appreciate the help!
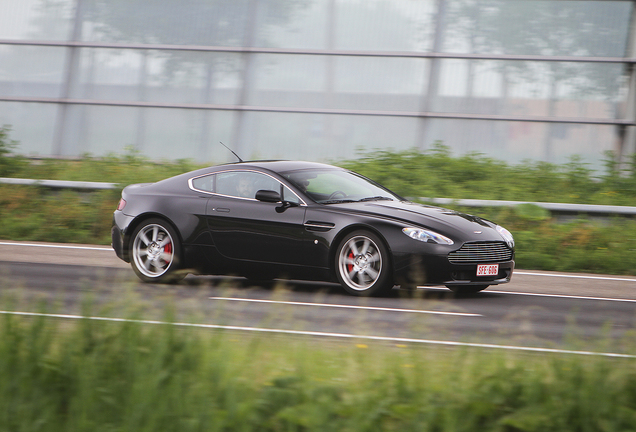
left=402, top=227, right=454, bottom=245
left=496, top=225, right=515, bottom=248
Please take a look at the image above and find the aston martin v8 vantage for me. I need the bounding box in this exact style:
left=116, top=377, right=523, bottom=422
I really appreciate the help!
left=112, top=160, right=514, bottom=296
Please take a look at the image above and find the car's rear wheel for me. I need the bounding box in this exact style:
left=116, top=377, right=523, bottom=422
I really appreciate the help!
left=130, top=218, right=184, bottom=283
left=446, top=284, right=489, bottom=295
left=335, top=230, right=392, bottom=296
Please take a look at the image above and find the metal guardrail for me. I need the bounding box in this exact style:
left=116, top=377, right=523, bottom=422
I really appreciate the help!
left=0, top=177, right=117, bottom=190
left=1, top=177, right=635, bottom=215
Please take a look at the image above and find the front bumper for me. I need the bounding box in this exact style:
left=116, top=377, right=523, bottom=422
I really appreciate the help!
left=443, top=260, right=514, bottom=286
left=393, top=251, right=515, bottom=287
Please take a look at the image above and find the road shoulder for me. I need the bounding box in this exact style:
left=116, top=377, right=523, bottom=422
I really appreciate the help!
left=1, top=240, right=635, bottom=299
left=0, top=240, right=128, bottom=268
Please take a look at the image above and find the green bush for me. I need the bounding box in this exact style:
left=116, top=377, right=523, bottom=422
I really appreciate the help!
left=339, top=144, right=636, bottom=206
left=2, top=303, right=636, bottom=432
left=0, top=186, right=118, bottom=244
left=0, top=125, right=26, bottom=177
left=514, top=204, right=551, bottom=222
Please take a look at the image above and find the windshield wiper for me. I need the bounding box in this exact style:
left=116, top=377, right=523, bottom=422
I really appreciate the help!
left=320, top=199, right=359, bottom=204
left=357, top=196, right=395, bottom=202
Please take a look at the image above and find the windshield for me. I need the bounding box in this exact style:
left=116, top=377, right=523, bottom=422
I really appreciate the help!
left=282, top=169, right=400, bottom=204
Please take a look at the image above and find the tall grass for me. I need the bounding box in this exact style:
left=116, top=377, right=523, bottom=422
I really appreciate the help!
left=0, top=186, right=117, bottom=244
left=340, top=143, right=636, bottom=206
left=1, top=296, right=636, bottom=432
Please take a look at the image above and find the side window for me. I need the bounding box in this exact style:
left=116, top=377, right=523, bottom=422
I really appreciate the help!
left=215, top=171, right=280, bottom=200
left=282, top=185, right=300, bottom=204
left=192, top=174, right=215, bottom=192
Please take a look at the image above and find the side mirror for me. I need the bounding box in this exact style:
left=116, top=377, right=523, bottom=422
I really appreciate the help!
left=255, top=189, right=282, bottom=203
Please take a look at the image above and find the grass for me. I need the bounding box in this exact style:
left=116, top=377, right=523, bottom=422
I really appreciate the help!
left=1, top=293, right=636, bottom=432
left=339, top=143, right=636, bottom=206
left=0, top=186, right=117, bottom=245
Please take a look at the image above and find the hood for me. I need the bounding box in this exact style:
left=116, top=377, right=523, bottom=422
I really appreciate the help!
left=332, top=200, right=505, bottom=242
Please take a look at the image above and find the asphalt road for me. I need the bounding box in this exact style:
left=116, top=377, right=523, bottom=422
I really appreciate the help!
left=1, top=240, right=636, bottom=357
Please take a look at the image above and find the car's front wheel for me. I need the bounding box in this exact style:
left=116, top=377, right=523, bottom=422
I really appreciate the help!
left=130, top=218, right=183, bottom=283
left=335, top=230, right=392, bottom=296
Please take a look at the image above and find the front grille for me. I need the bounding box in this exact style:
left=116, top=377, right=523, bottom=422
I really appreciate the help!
left=448, top=242, right=512, bottom=264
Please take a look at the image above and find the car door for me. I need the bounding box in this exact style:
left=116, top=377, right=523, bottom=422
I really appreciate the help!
left=202, top=170, right=308, bottom=265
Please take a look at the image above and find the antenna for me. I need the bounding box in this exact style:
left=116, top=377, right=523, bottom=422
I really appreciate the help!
left=220, top=141, right=243, bottom=162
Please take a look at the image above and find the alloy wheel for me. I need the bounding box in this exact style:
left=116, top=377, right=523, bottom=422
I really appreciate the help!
left=132, top=223, right=175, bottom=279
left=338, top=234, right=383, bottom=292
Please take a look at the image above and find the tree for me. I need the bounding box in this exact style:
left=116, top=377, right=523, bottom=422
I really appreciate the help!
left=443, top=0, right=631, bottom=161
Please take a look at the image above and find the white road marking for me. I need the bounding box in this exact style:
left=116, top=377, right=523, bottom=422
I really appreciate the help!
left=1, top=310, right=633, bottom=359
left=0, top=241, right=112, bottom=251
left=419, top=287, right=636, bottom=303
left=515, top=271, right=636, bottom=283
left=209, top=297, right=482, bottom=317
left=487, top=290, right=636, bottom=303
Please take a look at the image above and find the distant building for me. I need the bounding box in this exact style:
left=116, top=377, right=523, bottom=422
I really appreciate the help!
left=0, top=0, right=634, bottom=169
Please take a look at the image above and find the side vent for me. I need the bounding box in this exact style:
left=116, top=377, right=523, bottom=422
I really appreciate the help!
left=304, top=221, right=335, bottom=232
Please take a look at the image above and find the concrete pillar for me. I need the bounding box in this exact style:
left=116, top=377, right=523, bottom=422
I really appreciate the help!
left=52, top=0, right=84, bottom=156
left=619, top=2, right=636, bottom=164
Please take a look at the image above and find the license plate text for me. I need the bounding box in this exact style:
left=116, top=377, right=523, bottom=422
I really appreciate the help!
left=477, top=264, right=499, bottom=276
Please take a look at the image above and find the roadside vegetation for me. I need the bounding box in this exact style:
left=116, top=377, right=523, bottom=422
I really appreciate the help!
left=1, top=125, right=635, bottom=274
left=340, top=143, right=636, bottom=206
left=2, top=301, right=636, bottom=432
left=3, top=126, right=636, bottom=431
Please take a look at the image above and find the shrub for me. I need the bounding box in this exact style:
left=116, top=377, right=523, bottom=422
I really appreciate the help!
left=1, top=303, right=636, bottom=432
left=0, top=125, right=26, bottom=177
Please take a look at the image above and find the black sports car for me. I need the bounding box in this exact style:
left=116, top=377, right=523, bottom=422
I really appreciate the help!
left=112, top=160, right=514, bottom=296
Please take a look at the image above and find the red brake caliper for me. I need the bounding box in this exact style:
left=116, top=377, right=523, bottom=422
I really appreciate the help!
left=164, top=242, right=172, bottom=259
left=347, top=251, right=354, bottom=273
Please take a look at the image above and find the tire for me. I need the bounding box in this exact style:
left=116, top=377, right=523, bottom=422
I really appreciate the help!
left=446, top=285, right=489, bottom=295
left=335, top=230, right=392, bottom=296
left=130, top=218, right=184, bottom=284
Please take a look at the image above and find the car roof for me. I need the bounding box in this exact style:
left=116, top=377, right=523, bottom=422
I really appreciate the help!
left=153, top=160, right=343, bottom=190
left=211, top=160, right=341, bottom=174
